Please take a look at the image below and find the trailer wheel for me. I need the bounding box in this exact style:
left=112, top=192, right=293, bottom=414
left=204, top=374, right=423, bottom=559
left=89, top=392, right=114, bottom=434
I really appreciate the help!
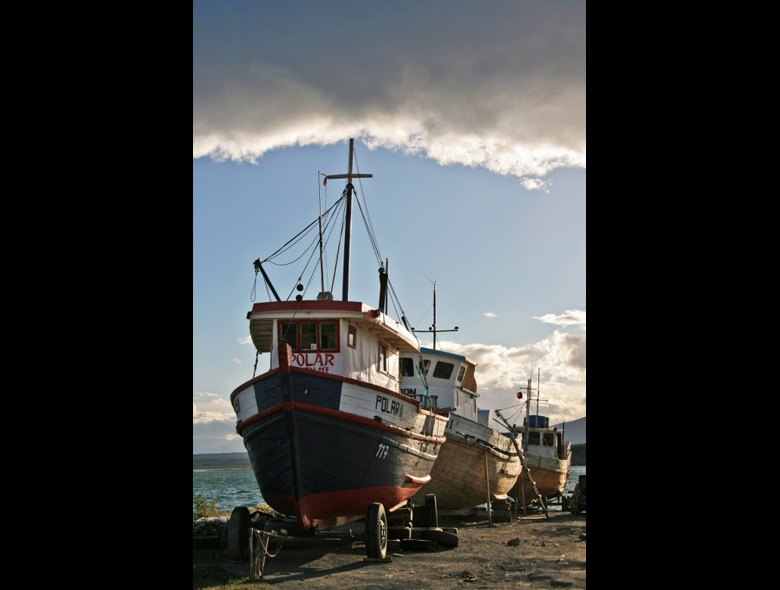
left=228, top=506, right=250, bottom=561
left=365, top=503, right=388, bottom=559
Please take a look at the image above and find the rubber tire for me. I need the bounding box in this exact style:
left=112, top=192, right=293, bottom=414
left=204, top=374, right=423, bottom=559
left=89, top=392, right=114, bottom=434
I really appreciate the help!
left=424, top=494, right=438, bottom=528
left=419, top=528, right=459, bottom=548
left=400, top=538, right=438, bottom=551
left=387, top=526, right=412, bottom=539
left=228, top=506, right=250, bottom=561
left=365, top=503, right=388, bottom=559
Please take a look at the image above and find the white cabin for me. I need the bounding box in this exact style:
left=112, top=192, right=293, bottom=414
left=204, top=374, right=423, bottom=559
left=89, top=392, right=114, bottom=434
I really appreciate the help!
left=248, top=300, right=418, bottom=393
left=399, top=347, right=479, bottom=420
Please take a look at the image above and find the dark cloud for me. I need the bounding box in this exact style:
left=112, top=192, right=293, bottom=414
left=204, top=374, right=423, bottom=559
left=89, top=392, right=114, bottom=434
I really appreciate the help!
left=193, top=0, right=586, bottom=188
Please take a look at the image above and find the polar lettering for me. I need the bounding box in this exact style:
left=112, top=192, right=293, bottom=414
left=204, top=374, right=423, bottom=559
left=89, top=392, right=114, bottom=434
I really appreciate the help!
left=375, top=395, right=404, bottom=418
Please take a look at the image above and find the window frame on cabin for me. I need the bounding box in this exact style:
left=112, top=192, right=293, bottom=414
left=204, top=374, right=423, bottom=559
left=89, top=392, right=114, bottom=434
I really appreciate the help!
left=278, top=319, right=340, bottom=352
left=432, top=361, right=455, bottom=379
left=378, top=340, right=398, bottom=378
left=347, top=325, right=357, bottom=349
left=378, top=341, right=388, bottom=374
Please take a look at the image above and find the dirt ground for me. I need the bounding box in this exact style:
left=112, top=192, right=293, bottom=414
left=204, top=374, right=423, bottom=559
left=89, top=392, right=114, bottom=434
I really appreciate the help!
left=215, top=509, right=586, bottom=589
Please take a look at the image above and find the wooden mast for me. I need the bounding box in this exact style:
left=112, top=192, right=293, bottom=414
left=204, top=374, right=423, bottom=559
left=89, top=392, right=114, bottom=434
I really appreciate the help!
left=322, top=138, right=373, bottom=301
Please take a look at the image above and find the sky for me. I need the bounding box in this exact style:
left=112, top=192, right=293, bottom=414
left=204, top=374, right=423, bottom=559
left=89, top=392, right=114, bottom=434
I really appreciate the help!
left=193, top=0, right=586, bottom=454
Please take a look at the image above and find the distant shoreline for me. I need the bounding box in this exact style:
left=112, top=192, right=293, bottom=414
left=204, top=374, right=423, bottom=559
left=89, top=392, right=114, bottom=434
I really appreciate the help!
left=193, top=467, right=253, bottom=472
left=194, top=444, right=585, bottom=469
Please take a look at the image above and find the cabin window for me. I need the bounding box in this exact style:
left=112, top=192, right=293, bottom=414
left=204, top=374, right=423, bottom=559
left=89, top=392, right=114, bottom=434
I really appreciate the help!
left=401, top=357, right=415, bottom=376
left=456, top=366, right=466, bottom=383
left=543, top=433, right=556, bottom=447
left=278, top=320, right=340, bottom=352
left=433, top=361, right=454, bottom=379
left=347, top=325, right=357, bottom=349
left=379, top=342, right=388, bottom=373
left=301, top=322, right=317, bottom=350
left=320, top=322, right=337, bottom=350
left=279, top=323, right=298, bottom=349
left=528, top=431, right=541, bottom=445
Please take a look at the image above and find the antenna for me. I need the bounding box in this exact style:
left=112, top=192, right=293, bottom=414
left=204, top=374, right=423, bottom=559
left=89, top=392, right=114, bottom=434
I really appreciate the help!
left=412, top=276, right=458, bottom=350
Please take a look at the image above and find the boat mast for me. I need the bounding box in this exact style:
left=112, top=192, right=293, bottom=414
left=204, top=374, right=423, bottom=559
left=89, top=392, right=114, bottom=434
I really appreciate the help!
left=317, top=171, right=326, bottom=294
left=412, top=282, right=458, bottom=349
left=322, top=139, right=373, bottom=302
left=536, top=367, right=540, bottom=415
left=432, top=286, right=437, bottom=349
left=523, top=377, right=531, bottom=451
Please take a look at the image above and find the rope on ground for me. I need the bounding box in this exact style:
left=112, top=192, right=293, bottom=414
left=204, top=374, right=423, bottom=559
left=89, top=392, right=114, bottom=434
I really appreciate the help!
left=249, top=528, right=284, bottom=579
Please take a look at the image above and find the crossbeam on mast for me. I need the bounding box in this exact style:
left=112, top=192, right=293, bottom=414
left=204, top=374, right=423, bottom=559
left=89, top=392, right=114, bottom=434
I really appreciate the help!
left=323, top=138, right=373, bottom=301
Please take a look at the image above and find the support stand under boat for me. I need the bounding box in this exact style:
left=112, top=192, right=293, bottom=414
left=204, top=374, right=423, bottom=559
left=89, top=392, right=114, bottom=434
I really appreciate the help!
left=390, top=495, right=460, bottom=553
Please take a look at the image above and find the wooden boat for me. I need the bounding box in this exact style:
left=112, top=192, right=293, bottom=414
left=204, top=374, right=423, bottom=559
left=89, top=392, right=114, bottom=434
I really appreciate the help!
left=508, top=372, right=572, bottom=507
left=229, top=140, right=448, bottom=551
left=399, top=289, right=521, bottom=514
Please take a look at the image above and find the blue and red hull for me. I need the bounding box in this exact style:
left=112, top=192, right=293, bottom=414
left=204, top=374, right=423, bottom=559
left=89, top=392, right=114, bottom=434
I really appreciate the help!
left=232, top=367, right=446, bottom=533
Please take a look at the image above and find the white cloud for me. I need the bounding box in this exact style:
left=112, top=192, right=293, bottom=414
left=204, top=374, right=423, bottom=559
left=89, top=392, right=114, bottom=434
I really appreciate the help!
left=483, top=312, right=498, bottom=318
left=193, top=391, right=243, bottom=453
left=435, top=333, right=585, bottom=425
left=533, top=309, right=586, bottom=331
left=193, top=1, right=585, bottom=190
left=193, top=391, right=234, bottom=418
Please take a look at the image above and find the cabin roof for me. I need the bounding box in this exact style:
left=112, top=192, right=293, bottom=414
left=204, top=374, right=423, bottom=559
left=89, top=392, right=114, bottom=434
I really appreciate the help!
left=418, top=347, right=477, bottom=366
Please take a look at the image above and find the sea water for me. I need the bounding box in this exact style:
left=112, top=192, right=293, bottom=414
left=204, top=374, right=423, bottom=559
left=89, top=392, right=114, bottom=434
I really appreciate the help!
left=193, top=469, right=264, bottom=514
left=193, top=464, right=587, bottom=515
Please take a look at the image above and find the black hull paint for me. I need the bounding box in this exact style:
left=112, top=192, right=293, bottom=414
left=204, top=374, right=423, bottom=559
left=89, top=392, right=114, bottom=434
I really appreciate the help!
left=239, top=371, right=441, bottom=532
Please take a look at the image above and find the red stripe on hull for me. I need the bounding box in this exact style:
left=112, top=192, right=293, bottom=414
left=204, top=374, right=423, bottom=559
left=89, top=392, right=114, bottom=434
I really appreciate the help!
left=231, top=366, right=437, bottom=412
left=266, top=482, right=425, bottom=532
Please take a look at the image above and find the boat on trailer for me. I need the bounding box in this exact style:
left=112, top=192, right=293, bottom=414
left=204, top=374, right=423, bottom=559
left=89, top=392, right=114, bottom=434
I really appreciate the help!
left=399, top=289, right=521, bottom=515
left=229, top=139, right=448, bottom=560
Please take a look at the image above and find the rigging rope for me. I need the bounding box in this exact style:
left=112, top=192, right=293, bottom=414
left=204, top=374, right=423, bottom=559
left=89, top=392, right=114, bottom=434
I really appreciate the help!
left=416, top=354, right=432, bottom=409
left=250, top=266, right=259, bottom=302
left=250, top=145, right=416, bottom=348
left=263, top=197, right=345, bottom=265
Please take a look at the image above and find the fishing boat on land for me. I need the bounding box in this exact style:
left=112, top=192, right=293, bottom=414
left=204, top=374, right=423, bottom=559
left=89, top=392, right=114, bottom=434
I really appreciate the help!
left=507, top=372, right=571, bottom=507
left=399, top=288, right=521, bottom=515
left=229, top=140, right=448, bottom=558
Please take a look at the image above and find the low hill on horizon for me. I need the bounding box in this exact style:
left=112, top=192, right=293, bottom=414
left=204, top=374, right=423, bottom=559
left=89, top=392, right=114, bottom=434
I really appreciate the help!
left=551, top=416, right=585, bottom=444
left=193, top=452, right=251, bottom=470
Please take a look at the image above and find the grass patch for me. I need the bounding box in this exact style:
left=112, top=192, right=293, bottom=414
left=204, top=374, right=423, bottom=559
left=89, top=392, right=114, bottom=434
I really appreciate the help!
left=193, top=497, right=283, bottom=589
left=193, top=547, right=270, bottom=589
